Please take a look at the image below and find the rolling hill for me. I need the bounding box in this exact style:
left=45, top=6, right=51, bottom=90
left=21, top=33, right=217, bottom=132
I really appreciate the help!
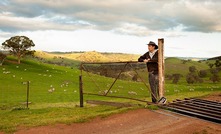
left=0, top=53, right=220, bottom=133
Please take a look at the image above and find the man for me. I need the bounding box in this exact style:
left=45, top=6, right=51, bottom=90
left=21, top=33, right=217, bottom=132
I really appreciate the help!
left=138, top=41, right=159, bottom=103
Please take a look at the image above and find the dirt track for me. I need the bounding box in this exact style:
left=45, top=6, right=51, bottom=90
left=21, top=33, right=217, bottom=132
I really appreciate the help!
left=3, top=94, right=221, bottom=134
left=15, top=109, right=221, bottom=134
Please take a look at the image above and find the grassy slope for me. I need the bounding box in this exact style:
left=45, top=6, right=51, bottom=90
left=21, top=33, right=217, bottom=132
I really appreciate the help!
left=0, top=55, right=220, bottom=133
left=0, top=58, right=145, bottom=133
left=165, top=57, right=209, bottom=75
left=48, top=51, right=139, bottom=62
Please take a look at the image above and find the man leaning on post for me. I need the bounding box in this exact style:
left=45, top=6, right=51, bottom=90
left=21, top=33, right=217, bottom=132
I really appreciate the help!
left=138, top=41, right=159, bottom=103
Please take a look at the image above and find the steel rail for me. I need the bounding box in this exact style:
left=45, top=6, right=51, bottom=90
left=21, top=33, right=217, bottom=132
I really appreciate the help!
left=161, top=105, right=221, bottom=123
left=163, top=98, right=221, bottom=123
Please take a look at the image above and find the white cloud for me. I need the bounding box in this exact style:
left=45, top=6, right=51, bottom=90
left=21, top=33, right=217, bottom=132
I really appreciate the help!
left=1, top=0, right=221, bottom=34
left=0, top=0, right=221, bottom=57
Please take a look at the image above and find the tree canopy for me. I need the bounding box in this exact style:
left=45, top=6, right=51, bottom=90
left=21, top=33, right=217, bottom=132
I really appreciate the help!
left=2, top=36, right=35, bottom=64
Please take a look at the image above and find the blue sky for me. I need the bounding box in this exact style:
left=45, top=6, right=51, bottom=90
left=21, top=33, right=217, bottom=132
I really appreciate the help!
left=0, top=0, right=221, bottom=57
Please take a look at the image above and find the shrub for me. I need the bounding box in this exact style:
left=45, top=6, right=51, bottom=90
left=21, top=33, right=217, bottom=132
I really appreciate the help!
left=198, top=70, right=207, bottom=78
left=210, top=74, right=220, bottom=83
left=186, top=73, right=197, bottom=84
left=189, top=66, right=197, bottom=73
left=172, top=74, right=182, bottom=84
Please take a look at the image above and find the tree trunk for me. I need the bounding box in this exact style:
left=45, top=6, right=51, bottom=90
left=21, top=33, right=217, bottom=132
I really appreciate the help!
left=18, top=58, right=21, bottom=64
left=18, top=53, right=21, bottom=64
left=0, top=57, right=6, bottom=66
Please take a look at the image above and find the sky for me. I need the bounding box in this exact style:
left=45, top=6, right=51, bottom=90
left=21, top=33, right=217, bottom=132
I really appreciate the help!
left=0, top=0, right=221, bottom=58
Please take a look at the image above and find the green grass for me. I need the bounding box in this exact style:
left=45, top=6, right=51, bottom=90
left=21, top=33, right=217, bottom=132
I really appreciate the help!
left=0, top=56, right=220, bottom=133
left=165, top=57, right=209, bottom=75
left=0, top=105, right=137, bottom=133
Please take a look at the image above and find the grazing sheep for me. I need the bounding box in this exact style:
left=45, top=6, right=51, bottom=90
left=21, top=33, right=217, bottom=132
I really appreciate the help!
left=48, top=89, right=53, bottom=93
left=128, top=91, right=137, bottom=95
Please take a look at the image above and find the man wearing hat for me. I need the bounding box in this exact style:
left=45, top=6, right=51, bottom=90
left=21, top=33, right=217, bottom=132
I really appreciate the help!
left=138, top=41, right=159, bottom=103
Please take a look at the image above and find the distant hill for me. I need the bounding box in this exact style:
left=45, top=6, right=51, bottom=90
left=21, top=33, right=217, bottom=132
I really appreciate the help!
left=47, top=51, right=212, bottom=62
left=40, top=51, right=139, bottom=62
left=76, top=51, right=109, bottom=62
left=208, top=56, right=221, bottom=60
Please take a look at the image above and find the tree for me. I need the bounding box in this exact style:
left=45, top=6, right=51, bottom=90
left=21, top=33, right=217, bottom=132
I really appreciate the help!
left=172, top=74, right=182, bottom=84
left=214, top=59, right=221, bottom=68
left=0, top=52, right=6, bottom=66
left=165, top=74, right=173, bottom=80
left=2, top=36, right=35, bottom=64
left=186, top=73, right=197, bottom=84
left=198, top=70, right=207, bottom=78
left=208, top=63, right=214, bottom=69
left=186, top=66, right=203, bottom=84
left=209, top=68, right=220, bottom=83
left=210, top=74, right=220, bottom=83
left=189, top=66, right=197, bottom=73
left=181, top=60, right=188, bottom=64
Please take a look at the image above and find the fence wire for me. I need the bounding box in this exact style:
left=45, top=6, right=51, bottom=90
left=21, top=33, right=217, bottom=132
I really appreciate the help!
left=80, top=62, right=156, bottom=103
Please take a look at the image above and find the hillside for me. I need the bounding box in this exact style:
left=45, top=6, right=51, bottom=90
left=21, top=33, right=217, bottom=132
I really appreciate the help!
left=76, top=51, right=109, bottom=62
left=165, top=57, right=209, bottom=75
left=47, top=51, right=139, bottom=62
left=0, top=56, right=220, bottom=133
left=33, top=51, right=220, bottom=82
left=34, top=51, right=80, bottom=67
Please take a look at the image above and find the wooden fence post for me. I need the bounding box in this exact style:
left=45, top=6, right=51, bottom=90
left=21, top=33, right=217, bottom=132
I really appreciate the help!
left=158, top=38, right=165, bottom=98
left=79, top=75, right=84, bottom=107
left=26, top=81, right=30, bottom=109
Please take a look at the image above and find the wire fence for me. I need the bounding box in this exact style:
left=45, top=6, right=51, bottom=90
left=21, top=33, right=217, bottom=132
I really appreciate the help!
left=79, top=61, right=161, bottom=107
left=0, top=61, right=220, bottom=110
left=0, top=63, right=80, bottom=110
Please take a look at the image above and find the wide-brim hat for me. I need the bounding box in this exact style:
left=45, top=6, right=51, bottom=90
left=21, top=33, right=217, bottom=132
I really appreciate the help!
left=147, top=41, right=158, bottom=49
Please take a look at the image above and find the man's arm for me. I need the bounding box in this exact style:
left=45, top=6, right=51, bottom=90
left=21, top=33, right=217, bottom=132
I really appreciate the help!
left=149, top=59, right=158, bottom=62
left=138, top=53, right=147, bottom=62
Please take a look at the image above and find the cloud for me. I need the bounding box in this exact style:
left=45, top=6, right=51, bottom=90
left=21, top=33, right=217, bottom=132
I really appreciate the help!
left=0, top=0, right=221, bottom=36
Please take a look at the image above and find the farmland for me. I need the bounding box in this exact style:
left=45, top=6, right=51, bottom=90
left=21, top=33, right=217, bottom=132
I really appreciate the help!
left=0, top=51, right=220, bottom=133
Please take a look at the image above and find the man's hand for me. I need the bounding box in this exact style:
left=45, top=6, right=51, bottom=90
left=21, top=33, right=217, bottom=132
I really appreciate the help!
left=143, top=59, right=150, bottom=62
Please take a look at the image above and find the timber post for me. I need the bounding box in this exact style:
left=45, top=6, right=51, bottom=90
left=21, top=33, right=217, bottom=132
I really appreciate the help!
left=79, top=63, right=84, bottom=107
left=158, top=38, right=165, bottom=98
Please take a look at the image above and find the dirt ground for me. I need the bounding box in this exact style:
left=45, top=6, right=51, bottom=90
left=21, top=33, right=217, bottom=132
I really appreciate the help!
left=15, top=109, right=221, bottom=134
left=203, top=93, right=221, bottom=102
left=3, top=93, right=221, bottom=134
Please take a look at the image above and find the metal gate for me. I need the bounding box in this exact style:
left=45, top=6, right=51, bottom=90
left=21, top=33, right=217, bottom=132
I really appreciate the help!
left=79, top=61, right=154, bottom=107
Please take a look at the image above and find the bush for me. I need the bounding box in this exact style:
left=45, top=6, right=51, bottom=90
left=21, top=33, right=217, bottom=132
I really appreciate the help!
left=209, top=68, right=220, bottom=83
left=210, top=68, right=219, bottom=74
left=189, top=66, right=197, bottom=73
left=215, top=59, right=221, bottom=67
left=210, top=74, right=220, bottom=83
left=186, top=73, right=197, bottom=84
left=165, top=74, right=173, bottom=80
left=208, top=63, right=214, bottom=69
left=198, top=70, right=207, bottom=78
left=172, top=74, right=182, bottom=84
left=186, top=66, right=202, bottom=84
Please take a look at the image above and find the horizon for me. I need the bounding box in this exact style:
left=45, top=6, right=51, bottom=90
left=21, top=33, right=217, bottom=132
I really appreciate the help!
left=0, top=49, right=218, bottom=59
left=36, top=50, right=216, bottom=59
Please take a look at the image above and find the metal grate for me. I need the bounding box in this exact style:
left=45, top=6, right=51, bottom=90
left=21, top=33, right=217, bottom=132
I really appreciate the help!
left=161, top=98, right=221, bottom=123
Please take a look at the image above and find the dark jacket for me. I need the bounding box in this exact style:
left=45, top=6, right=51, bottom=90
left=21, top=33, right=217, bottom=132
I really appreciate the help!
left=138, top=51, right=158, bottom=74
